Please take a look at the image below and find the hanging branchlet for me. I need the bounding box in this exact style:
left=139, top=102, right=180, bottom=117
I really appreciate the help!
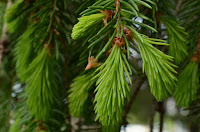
left=160, top=15, right=188, bottom=64
left=174, top=0, right=200, bottom=128
left=133, top=33, right=177, bottom=101
left=24, top=0, right=58, bottom=121
left=93, top=45, right=132, bottom=125
left=174, top=39, right=199, bottom=106
left=5, top=0, right=35, bottom=82
left=68, top=72, right=96, bottom=117
left=7, top=0, right=68, bottom=124
left=24, top=49, right=57, bottom=121
left=91, top=0, right=133, bottom=125
left=174, top=54, right=199, bottom=106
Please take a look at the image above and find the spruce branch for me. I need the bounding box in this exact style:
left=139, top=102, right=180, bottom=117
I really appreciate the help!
left=68, top=72, right=95, bottom=117
left=178, top=0, right=200, bottom=49
left=173, top=0, right=200, bottom=107
left=24, top=49, right=58, bottom=121
left=14, top=30, right=34, bottom=82
left=9, top=0, right=69, bottom=125
left=129, top=30, right=178, bottom=101
left=72, top=13, right=106, bottom=40
left=9, top=118, right=22, bottom=132
left=93, top=45, right=131, bottom=125
left=174, top=48, right=199, bottom=107
left=161, top=15, right=188, bottom=64
left=2, top=0, right=200, bottom=131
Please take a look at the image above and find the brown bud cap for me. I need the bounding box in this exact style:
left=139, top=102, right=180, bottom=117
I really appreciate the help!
left=100, top=10, right=115, bottom=26
left=191, top=51, right=199, bottom=62
left=123, top=26, right=133, bottom=39
left=198, top=36, right=200, bottom=49
left=114, top=37, right=125, bottom=47
left=85, top=53, right=101, bottom=70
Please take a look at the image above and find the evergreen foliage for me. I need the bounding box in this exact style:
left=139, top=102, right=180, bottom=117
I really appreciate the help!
left=11, top=0, right=62, bottom=121
left=134, top=34, right=177, bottom=101
left=72, top=13, right=106, bottom=39
left=25, top=49, right=58, bottom=121
left=93, top=45, right=131, bottom=125
left=68, top=72, right=95, bottom=117
left=174, top=0, right=200, bottom=108
left=1, top=0, right=73, bottom=131
left=174, top=61, right=199, bottom=107
left=5, top=0, right=30, bottom=33
left=0, top=0, right=199, bottom=131
left=70, top=0, right=178, bottom=126
left=161, top=16, right=188, bottom=64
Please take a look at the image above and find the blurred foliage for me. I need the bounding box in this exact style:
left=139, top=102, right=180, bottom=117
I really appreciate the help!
left=0, top=2, right=6, bottom=37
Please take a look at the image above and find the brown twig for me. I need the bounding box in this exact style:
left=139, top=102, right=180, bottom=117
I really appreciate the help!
left=38, top=120, right=47, bottom=132
left=176, top=0, right=182, bottom=16
left=150, top=99, right=165, bottom=132
left=159, top=102, right=164, bottom=132
left=150, top=99, right=156, bottom=132
left=191, top=36, right=200, bottom=62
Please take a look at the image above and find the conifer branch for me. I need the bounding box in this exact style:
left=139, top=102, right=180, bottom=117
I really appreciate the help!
left=131, top=32, right=177, bottom=101
left=173, top=0, right=200, bottom=106
left=93, top=45, right=131, bottom=125
left=7, top=0, right=67, bottom=125
left=161, top=15, right=188, bottom=64
left=1, top=0, right=200, bottom=131
left=68, top=72, right=95, bottom=117
left=174, top=44, right=199, bottom=107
